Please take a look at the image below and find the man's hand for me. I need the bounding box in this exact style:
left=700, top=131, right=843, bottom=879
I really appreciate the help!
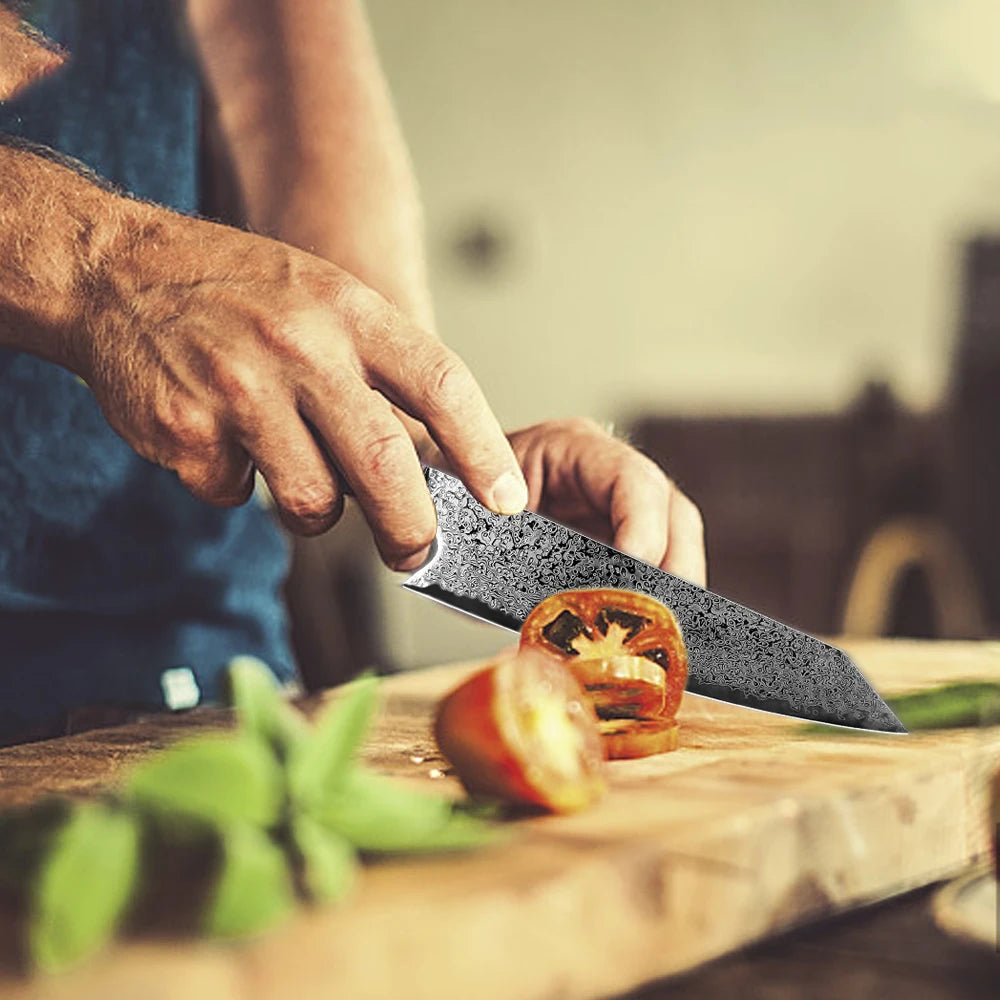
left=66, top=203, right=527, bottom=571
left=506, top=419, right=706, bottom=586
left=419, top=417, right=706, bottom=584
left=183, top=2, right=705, bottom=583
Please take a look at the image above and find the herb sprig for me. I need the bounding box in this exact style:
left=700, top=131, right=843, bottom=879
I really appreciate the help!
left=0, top=658, right=500, bottom=973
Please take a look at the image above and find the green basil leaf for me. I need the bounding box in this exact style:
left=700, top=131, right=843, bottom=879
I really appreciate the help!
left=887, top=682, right=1000, bottom=730
left=227, top=656, right=309, bottom=759
left=203, top=824, right=296, bottom=939
left=291, top=814, right=357, bottom=904
left=453, top=798, right=506, bottom=822
left=315, top=768, right=503, bottom=853
left=125, top=733, right=284, bottom=829
left=0, top=798, right=72, bottom=891
left=30, top=804, right=140, bottom=973
left=288, top=672, right=378, bottom=809
left=802, top=681, right=1000, bottom=736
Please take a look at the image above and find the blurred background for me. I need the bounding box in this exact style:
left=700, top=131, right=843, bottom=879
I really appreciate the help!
left=284, top=0, right=1000, bottom=685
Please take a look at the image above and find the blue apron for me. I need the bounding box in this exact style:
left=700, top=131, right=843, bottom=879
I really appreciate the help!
left=0, top=1, right=295, bottom=743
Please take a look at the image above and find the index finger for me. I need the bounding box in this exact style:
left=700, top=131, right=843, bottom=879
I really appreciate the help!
left=368, top=324, right=528, bottom=516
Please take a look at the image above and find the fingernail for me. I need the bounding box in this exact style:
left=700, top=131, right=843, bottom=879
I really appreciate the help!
left=395, top=547, right=430, bottom=572
left=490, top=470, right=528, bottom=515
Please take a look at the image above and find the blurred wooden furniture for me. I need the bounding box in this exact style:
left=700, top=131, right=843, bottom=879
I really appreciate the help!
left=631, top=383, right=959, bottom=637
left=1, top=639, right=998, bottom=1000
left=841, top=516, right=986, bottom=637
left=949, top=237, right=1000, bottom=641
left=632, top=237, right=1000, bottom=642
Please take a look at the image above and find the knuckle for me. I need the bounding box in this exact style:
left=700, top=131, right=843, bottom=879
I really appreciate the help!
left=421, top=348, right=474, bottom=412
left=155, top=399, right=218, bottom=454
left=192, top=339, right=230, bottom=382
left=309, top=361, right=356, bottom=405
left=388, top=520, right=437, bottom=560
left=332, top=278, right=394, bottom=341
left=358, top=429, right=412, bottom=481
left=174, top=459, right=219, bottom=500
left=278, top=479, right=341, bottom=526
left=255, top=310, right=293, bottom=347
left=173, top=453, right=252, bottom=508
left=253, top=312, right=292, bottom=352
left=215, top=480, right=255, bottom=508
left=253, top=311, right=317, bottom=369
left=216, top=362, right=265, bottom=421
left=192, top=341, right=267, bottom=420
left=209, top=462, right=255, bottom=507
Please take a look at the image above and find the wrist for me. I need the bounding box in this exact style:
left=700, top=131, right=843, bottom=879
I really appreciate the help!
left=61, top=191, right=160, bottom=378
left=0, top=140, right=123, bottom=370
left=264, top=198, right=438, bottom=336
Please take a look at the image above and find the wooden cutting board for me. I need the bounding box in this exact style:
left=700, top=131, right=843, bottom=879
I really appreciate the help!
left=1, top=638, right=999, bottom=1000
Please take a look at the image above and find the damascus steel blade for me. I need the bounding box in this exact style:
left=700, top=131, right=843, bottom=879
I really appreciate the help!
left=404, top=467, right=906, bottom=734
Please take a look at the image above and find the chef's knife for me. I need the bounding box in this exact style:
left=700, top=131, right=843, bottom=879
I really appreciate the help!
left=404, top=467, right=906, bottom=734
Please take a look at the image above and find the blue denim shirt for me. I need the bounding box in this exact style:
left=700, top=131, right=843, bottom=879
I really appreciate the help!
left=0, top=1, right=295, bottom=742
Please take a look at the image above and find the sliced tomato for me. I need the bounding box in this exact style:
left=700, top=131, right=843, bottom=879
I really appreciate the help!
left=521, top=589, right=688, bottom=724
left=433, top=648, right=607, bottom=814
left=598, top=718, right=680, bottom=760
left=569, top=655, right=667, bottom=720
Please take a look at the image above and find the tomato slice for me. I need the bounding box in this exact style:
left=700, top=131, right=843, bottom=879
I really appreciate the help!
left=568, top=655, right=667, bottom=720
left=433, top=648, right=607, bottom=814
left=598, top=718, right=680, bottom=760
left=521, top=590, right=688, bottom=723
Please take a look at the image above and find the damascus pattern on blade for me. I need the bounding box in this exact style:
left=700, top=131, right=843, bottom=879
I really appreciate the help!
left=406, top=468, right=904, bottom=733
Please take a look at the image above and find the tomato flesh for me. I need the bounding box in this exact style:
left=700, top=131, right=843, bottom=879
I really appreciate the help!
left=569, top=655, right=667, bottom=719
left=434, top=648, right=607, bottom=813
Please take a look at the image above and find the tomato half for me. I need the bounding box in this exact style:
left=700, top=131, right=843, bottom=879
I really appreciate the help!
left=520, top=590, right=689, bottom=725
left=433, top=648, right=607, bottom=814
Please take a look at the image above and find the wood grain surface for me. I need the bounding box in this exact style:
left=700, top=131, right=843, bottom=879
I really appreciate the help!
left=1, top=638, right=999, bottom=1000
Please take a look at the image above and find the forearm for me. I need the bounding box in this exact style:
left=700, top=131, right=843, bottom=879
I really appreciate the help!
left=186, top=0, right=434, bottom=332
left=0, top=5, right=65, bottom=101
left=0, top=139, right=134, bottom=368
